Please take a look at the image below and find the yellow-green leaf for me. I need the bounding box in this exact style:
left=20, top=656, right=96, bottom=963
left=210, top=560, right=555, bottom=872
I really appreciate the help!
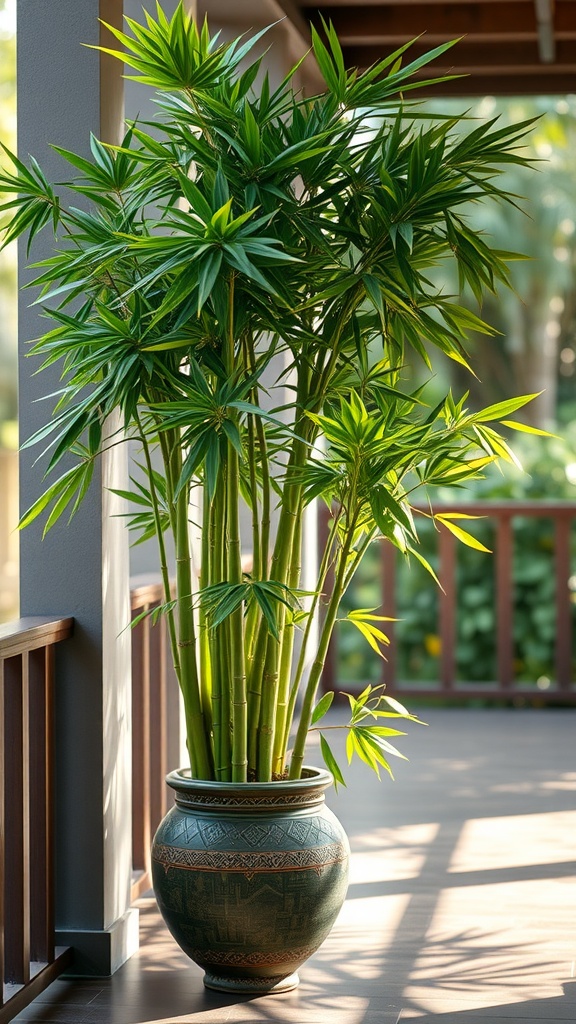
left=501, top=420, right=558, bottom=438
left=436, top=515, right=491, bottom=553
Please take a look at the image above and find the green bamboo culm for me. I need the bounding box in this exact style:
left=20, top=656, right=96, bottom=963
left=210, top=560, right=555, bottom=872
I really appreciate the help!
left=4, top=2, right=541, bottom=785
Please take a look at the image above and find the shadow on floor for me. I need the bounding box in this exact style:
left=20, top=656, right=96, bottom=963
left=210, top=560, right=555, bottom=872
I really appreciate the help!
left=13, top=708, right=576, bottom=1024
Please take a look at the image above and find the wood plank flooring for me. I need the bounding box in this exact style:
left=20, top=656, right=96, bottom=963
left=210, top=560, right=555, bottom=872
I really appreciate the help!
left=10, top=707, right=576, bottom=1023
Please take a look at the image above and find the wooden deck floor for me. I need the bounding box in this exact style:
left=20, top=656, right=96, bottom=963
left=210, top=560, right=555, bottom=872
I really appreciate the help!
left=12, top=707, right=576, bottom=1024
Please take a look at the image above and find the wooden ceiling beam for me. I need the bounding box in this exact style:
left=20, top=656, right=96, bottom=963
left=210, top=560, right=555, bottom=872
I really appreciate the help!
left=294, top=0, right=576, bottom=95
left=342, top=38, right=576, bottom=70
left=400, top=71, right=576, bottom=96
left=302, top=2, right=546, bottom=38
left=301, top=0, right=565, bottom=6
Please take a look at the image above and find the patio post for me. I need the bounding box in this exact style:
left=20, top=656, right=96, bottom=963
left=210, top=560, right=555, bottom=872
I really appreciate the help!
left=17, top=0, right=138, bottom=975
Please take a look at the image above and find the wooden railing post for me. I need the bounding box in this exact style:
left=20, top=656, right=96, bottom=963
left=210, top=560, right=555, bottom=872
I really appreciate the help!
left=438, top=525, right=457, bottom=691
left=381, top=539, right=397, bottom=691
left=555, top=511, right=573, bottom=691
left=149, top=618, right=169, bottom=836
left=129, top=579, right=179, bottom=901
left=496, top=512, right=514, bottom=690
left=131, top=612, right=151, bottom=889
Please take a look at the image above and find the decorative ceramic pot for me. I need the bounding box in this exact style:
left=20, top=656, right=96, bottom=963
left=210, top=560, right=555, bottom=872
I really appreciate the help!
left=151, top=766, right=349, bottom=993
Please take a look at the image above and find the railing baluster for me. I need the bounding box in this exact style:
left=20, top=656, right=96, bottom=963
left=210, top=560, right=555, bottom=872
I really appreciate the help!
left=496, top=513, right=514, bottom=690
left=28, top=646, right=54, bottom=965
left=381, top=539, right=397, bottom=691
left=4, top=654, right=30, bottom=987
left=149, top=611, right=168, bottom=829
left=555, top=512, right=573, bottom=691
left=131, top=611, right=151, bottom=885
left=438, top=525, right=457, bottom=690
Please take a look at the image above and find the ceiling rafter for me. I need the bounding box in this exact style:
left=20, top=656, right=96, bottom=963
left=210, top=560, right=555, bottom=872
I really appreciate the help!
left=275, top=0, right=576, bottom=95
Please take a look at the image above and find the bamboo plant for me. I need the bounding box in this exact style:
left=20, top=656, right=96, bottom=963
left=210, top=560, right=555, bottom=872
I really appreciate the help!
left=1, top=5, right=540, bottom=783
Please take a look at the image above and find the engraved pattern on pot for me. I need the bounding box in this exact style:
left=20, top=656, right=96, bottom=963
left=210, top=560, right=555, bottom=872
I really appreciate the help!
left=152, top=840, right=348, bottom=873
left=189, top=945, right=317, bottom=967
left=154, top=866, right=346, bottom=967
left=176, top=791, right=320, bottom=809
left=155, top=810, right=344, bottom=853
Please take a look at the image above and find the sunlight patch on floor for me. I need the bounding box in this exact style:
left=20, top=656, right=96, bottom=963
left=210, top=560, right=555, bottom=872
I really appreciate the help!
left=448, top=810, right=576, bottom=872
left=310, top=893, right=413, bottom=981
left=403, top=874, right=575, bottom=1014
left=349, top=822, right=440, bottom=884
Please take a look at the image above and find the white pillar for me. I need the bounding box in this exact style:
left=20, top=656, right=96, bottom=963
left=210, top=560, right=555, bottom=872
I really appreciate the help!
left=17, top=0, right=138, bottom=975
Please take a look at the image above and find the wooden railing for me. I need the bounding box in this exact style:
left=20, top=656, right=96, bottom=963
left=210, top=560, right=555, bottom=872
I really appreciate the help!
left=322, top=501, right=576, bottom=703
left=0, top=581, right=177, bottom=1019
left=0, top=617, right=73, bottom=1024
left=130, top=577, right=178, bottom=901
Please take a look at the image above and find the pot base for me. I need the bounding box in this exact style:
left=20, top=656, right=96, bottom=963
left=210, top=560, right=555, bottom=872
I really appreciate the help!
left=203, top=970, right=300, bottom=994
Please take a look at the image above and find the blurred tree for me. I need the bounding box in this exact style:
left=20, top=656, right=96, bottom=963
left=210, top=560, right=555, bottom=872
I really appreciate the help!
left=425, top=96, right=576, bottom=430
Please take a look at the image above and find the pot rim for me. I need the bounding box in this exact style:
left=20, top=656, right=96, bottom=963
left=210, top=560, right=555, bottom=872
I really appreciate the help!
left=165, top=765, right=333, bottom=794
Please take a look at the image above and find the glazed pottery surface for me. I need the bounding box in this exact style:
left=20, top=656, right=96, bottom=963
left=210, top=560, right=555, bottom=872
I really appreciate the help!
left=151, top=767, right=349, bottom=993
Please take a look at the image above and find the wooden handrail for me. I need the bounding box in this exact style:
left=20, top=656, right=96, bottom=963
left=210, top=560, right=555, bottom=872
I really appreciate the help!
left=0, top=618, right=73, bottom=659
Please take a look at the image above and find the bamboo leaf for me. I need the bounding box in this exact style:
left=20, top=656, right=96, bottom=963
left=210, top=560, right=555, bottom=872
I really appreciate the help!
left=347, top=608, right=396, bottom=623
left=319, top=734, right=346, bottom=789
left=435, top=515, right=492, bottom=553
left=311, top=691, right=334, bottom=725
left=348, top=619, right=390, bottom=658
left=501, top=420, right=556, bottom=437
left=475, top=393, right=540, bottom=422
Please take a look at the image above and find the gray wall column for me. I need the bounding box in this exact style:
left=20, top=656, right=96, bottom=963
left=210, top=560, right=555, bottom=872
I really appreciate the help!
left=17, top=0, right=138, bottom=975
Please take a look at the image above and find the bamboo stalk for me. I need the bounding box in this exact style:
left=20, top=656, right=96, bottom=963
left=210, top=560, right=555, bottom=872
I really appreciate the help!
left=255, top=407, right=271, bottom=581
left=210, top=466, right=230, bottom=779
left=199, top=487, right=213, bottom=731
left=281, top=506, right=342, bottom=756
left=243, top=413, right=262, bottom=671
left=174, top=458, right=214, bottom=779
left=249, top=426, right=310, bottom=720
left=247, top=402, right=261, bottom=582
left=227, top=442, right=247, bottom=782
left=256, top=635, right=280, bottom=780
left=288, top=518, right=356, bottom=779
left=224, top=274, right=247, bottom=782
left=272, top=507, right=303, bottom=774
left=247, top=621, right=269, bottom=776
